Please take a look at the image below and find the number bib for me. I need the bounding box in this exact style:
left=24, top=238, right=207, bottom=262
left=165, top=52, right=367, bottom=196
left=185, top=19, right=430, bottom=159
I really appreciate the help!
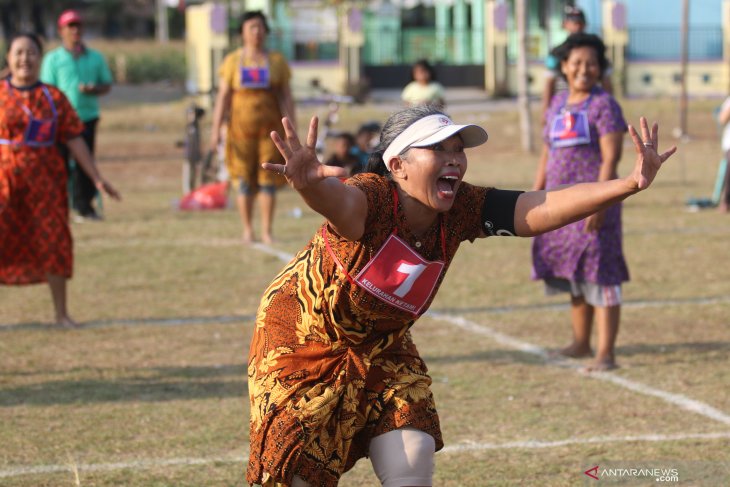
left=323, top=185, right=447, bottom=316
left=239, top=66, right=270, bottom=89
left=354, top=233, right=444, bottom=315
left=25, top=117, right=57, bottom=147
left=549, top=109, right=591, bottom=148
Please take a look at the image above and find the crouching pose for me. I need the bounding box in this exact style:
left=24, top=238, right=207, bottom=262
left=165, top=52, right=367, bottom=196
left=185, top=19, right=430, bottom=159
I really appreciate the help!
left=246, top=105, right=675, bottom=486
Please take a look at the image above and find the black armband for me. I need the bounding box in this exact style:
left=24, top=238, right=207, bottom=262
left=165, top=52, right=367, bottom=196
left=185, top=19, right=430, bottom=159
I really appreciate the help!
left=481, top=189, right=523, bottom=236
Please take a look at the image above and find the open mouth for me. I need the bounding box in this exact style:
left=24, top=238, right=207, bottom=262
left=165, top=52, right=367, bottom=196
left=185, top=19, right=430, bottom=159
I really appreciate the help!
left=436, top=174, right=459, bottom=198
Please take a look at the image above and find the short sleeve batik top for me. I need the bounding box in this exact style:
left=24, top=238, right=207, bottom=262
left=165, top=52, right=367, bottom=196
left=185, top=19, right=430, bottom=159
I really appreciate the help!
left=247, top=173, right=491, bottom=486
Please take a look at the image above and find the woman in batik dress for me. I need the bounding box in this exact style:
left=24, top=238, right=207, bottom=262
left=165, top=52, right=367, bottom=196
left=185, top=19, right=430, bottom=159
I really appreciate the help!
left=247, top=104, right=675, bottom=486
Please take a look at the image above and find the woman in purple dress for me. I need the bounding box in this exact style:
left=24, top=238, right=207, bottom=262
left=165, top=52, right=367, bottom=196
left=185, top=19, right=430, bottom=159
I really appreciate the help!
left=532, top=33, right=627, bottom=371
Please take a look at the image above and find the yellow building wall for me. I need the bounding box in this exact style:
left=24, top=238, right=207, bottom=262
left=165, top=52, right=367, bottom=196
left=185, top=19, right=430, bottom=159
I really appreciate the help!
left=185, top=3, right=228, bottom=100
left=506, top=63, right=551, bottom=97
left=289, top=63, right=345, bottom=99
left=626, top=62, right=726, bottom=97
left=503, top=62, right=727, bottom=98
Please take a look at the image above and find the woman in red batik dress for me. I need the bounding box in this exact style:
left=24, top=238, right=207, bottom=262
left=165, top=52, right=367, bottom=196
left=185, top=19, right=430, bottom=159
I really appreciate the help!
left=0, top=33, right=120, bottom=327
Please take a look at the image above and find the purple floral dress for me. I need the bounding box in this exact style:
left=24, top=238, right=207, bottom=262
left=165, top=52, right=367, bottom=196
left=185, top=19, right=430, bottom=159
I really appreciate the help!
left=532, top=88, right=629, bottom=286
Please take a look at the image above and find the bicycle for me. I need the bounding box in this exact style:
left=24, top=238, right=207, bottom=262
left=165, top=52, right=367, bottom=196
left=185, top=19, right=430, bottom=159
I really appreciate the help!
left=180, top=102, right=218, bottom=194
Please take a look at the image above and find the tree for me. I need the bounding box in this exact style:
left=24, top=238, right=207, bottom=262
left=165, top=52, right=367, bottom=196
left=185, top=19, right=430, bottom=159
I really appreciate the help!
left=515, top=0, right=534, bottom=152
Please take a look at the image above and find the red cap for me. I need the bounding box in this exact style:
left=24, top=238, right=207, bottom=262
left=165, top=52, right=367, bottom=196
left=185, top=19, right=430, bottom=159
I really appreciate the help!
left=58, top=10, right=83, bottom=27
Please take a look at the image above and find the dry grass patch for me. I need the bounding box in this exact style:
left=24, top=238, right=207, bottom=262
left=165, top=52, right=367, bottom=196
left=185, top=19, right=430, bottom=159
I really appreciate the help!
left=1, top=92, right=729, bottom=486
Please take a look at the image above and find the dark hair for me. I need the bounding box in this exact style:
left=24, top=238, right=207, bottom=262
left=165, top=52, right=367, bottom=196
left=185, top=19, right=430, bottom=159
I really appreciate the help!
left=239, top=10, right=270, bottom=35
left=336, top=132, right=356, bottom=146
left=357, top=121, right=381, bottom=136
left=5, top=32, right=43, bottom=56
left=365, top=105, right=446, bottom=177
left=411, top=59, right=437, bottom=82
left=555, top=32, right=608, bottom=79
left=3, top=32, right=43, bottom=74
left=564, top=6, right=586, bottom=24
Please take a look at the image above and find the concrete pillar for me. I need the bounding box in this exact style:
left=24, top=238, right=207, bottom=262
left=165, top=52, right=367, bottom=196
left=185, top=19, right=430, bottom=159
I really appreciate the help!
left=185, top=2, right=230, bottom=105
left=485, top=0, right=510, bottom=96
left=602, top=0, right=628, bottom=96
left=339, top=4, right=364, bottom=96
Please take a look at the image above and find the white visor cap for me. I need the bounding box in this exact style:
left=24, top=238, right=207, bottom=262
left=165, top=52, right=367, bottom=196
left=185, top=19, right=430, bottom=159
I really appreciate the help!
left=382, top=114, right=488, bottom=171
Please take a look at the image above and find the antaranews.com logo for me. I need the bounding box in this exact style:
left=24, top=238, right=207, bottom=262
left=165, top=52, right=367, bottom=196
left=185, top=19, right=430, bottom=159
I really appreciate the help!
left=584, top=465, right=680, bottom=482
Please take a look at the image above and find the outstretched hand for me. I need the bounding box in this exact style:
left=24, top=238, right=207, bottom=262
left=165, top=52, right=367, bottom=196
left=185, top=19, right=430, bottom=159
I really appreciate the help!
left=265, top=116, right=348, bottom=190
left=627, top=117, right=677, bottom=191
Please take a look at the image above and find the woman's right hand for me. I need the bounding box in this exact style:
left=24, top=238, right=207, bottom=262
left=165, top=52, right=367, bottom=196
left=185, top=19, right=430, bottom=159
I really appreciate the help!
left=95, top=177, right=122, bottom=201
left=209, top=131, right=220, bottom=153
left=267, top=116, right=347, bottom=190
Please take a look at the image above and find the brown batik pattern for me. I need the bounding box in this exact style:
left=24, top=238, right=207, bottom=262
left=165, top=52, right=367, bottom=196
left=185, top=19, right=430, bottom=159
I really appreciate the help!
left=247, top=173, right=489, bottom=486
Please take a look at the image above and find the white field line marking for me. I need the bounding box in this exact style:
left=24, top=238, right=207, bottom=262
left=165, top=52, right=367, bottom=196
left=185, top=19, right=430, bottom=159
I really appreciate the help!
left=72, top=223, right=730, bottom=250
left=0, top=314, right=257, bottom=332
left=428, top=312, right=730, bottom=427
left=440, top=431, right=730, bottom=453
left=435, top=294, right=730, bottom=315
left=0, top=454, right=244, bottom=479
left=246, top=245, right=730, bottom=426
left=3, top=432, right=730, bottom=479
left=251, top=242, right=296, bottom=263
left=3, top=293, right=729, bottom=330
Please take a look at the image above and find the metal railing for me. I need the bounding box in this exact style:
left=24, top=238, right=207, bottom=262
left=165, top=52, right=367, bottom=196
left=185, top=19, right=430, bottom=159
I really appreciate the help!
left=265, top=25, right=724, bottom=65
left=267, top=29, right=339, bottom=62
left=628, top=25, right=723, bottom=61
left=362, top=27, right=483, bottom=65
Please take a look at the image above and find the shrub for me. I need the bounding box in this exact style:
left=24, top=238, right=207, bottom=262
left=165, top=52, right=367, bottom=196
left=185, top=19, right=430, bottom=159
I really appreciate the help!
left=111, top=49, right=186, bottom=84
left=95, top=41, right=186, bottom=84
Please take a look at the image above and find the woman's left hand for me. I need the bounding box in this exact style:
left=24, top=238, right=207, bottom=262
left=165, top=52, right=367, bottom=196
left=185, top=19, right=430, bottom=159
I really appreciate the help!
left=627, top=117, right=677, bottom=191
left=96, top=178, right=122, bottom=201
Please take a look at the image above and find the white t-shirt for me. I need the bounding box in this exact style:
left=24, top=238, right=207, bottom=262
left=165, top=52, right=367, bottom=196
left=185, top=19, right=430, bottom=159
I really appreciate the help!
left=401, top=81, right=445, bottom=106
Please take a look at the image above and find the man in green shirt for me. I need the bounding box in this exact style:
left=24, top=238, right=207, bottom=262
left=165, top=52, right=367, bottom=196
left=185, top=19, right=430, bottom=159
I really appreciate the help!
left=41, top=9, right=113, bottom=220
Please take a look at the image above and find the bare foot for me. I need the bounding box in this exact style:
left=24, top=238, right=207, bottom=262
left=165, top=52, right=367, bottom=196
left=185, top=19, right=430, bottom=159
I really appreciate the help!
left=717, top=202, right=729, bottom=214
left=56, top=315, right=80, bottom=328
left=583, top=356, right=618, bottom=372
left=550, top=343, right=593, bottom=359
left=261, top=234, right=275, bottom=245
left=242, top=231, right=256, bottom=244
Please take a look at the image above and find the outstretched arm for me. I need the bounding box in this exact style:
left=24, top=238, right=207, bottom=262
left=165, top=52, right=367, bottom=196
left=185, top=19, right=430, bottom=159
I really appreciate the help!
left=514, top=117, right=676, bottom=237
left=267, top=116, right=367, bottom=240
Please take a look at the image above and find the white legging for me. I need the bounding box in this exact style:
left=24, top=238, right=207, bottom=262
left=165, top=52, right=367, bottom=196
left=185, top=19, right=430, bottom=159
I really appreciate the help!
left=369, top=427, right=435, bottom=487
left=290, top=428, right=435, bottom=487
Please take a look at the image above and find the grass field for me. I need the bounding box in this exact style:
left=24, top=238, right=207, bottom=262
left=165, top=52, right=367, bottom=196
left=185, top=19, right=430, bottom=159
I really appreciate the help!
left=1, top=87, right=729, bottom=486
